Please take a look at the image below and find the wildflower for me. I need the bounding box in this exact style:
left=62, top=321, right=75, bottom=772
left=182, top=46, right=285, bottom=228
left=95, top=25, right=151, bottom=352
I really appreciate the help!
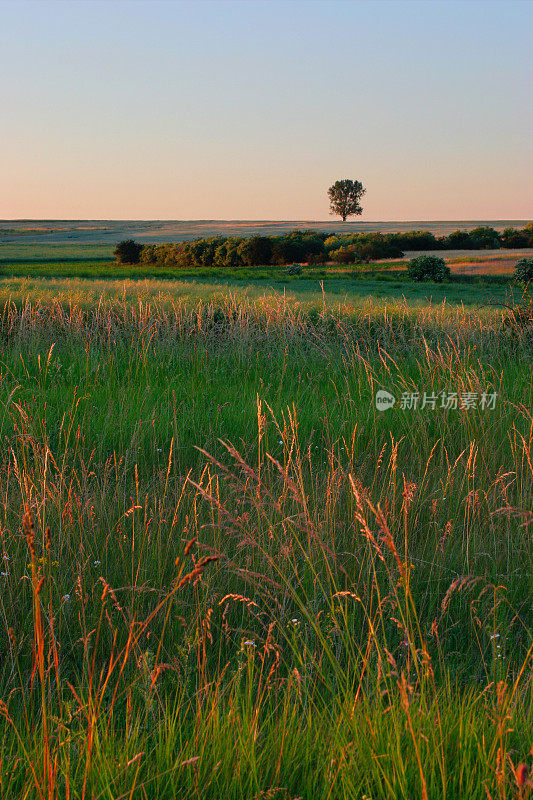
left=94, top=560, right=101, bottom=566
left=243, top=640, right=256, bottom=647
left=1, top=572, right=8, bottom=578
left=61, top=594, right=71, bottom=603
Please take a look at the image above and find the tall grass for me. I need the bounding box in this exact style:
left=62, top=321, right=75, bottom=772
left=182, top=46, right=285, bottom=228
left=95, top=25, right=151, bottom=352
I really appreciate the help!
left=0, top=287, right=531, bottom=798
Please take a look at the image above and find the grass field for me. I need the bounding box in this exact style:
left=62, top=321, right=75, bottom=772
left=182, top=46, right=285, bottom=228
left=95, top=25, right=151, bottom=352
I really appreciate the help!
left=0, top=243, right=113, bottom=263
left=0, top=251, right=525, bottom=313
left=0, top=275, right=531, bottom=799
left=2, top=240, right=531, bottom=288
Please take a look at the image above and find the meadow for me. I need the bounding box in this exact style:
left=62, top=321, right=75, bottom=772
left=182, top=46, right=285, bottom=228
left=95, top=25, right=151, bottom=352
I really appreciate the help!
left=0, top=275, right=531, bottom=799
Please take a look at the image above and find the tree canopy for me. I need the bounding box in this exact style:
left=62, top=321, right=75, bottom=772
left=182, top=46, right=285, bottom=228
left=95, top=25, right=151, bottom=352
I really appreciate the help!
left=327, top=179, right=366, bottom=222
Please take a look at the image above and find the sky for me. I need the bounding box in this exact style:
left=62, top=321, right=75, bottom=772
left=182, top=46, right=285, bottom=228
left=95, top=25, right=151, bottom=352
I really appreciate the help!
left=1, top=0, right=532, bottom=221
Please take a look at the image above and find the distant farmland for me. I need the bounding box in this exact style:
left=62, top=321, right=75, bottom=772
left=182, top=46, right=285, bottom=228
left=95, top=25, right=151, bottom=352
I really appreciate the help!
left=1, top=218, right=530, bottom=244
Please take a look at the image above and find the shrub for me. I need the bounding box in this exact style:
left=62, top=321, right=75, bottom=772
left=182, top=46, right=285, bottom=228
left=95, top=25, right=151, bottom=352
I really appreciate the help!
left=330, top=246, right=358, bottom=264
left=270, top=237, right=302, bottom=265
left=502, top=228, right=529, bottom=248
left=213, top=238, right=243, bottom=268
left=324, top=234, right=357, bottom=253
left=446, top=227, right=501, bottom=250
left=237, top=236, right=272, bottom=266
left=329, top=234, right=403, bottom=264
left=354, top=242, right=376, bottom=263
left=355, top=233, right=404, bottom=260
left=139, top=244, right=157, bottom=265
left=394, top=230, right=442, bottom=251
left=468, top=226, right=501, bottom=249
left=114, top=239, right=143, bottom=264
left=514, top=257, right=533, bottom=284
left=502, top=225, right=533, bottom=249
left=139, top=242, right=189, bottom=268
left=407, top=255, right=450, bottom=282
left=271, top=231, right=326, bottom=264
left=446, top=230, right=473, bottom=250
left=187, top=236, right=225, bottom=267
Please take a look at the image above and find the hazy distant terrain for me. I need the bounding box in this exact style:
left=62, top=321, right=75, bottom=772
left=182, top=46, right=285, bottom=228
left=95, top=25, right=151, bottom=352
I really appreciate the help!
left=1, top=218, right=530, bottom=244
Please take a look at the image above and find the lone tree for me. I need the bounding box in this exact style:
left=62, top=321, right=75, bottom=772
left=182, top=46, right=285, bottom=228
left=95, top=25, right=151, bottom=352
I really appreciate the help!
left=328, top=179, right=366, bottom=222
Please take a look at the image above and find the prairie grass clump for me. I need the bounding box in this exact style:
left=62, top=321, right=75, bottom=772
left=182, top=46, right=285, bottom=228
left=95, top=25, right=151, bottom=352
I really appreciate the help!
left=0, top=284, right=531, bottom=798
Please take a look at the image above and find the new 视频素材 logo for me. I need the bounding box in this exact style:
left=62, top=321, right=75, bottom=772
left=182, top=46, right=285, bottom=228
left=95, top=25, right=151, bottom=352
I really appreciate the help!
left=375, top=389, right=498, bottom=412
left=375, top=390, right=396, bottom=411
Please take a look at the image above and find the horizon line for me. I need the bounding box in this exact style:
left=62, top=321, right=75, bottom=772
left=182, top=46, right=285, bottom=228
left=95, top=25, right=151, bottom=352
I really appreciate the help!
left=2, top=218, right=531, bottom=224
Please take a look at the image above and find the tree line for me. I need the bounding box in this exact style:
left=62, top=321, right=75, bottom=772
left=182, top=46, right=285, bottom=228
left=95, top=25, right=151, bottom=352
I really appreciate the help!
left=114, top=223, right=533, bottom=267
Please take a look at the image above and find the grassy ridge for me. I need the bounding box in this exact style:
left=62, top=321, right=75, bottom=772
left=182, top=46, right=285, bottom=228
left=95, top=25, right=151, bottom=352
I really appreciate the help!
left=0, top=283, right=531, bottom=798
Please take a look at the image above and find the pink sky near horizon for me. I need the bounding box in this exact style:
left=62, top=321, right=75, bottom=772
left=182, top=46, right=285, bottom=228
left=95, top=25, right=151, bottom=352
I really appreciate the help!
left=1, top=0, right=532, bottom=221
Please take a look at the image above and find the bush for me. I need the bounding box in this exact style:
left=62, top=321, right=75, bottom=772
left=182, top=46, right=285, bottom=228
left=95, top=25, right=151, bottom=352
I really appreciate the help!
left=213, top=238, right=243, bottom=269
left=324, top=234, right=357, bottom=254
left=514, top=257, right=533, bottom=284
left=330, top=246, right=358, bottom=264
left=114, top=239, right=143, bottom=264
left=502, top=225, right=533, bottom=249
left=328, top=234, right=403, bottom=264
left=237, top=236, right=273, bottom=266
left=468, top=226, right=501, bottom=249
left=187, top=236, right=225, bottom=267
left=355, top=233, right=404, bottom=261
left=353, top=242, right=376, bottom=263
left=502, top=228, right=529, bottom=248
left=446, top=230, right=474, bottom=250
left=271, top=231, right=326, bottom=264
left=140, top=243, right=188, bottom=268
left=407, top=255, right=450, bottom=282
left=446, top=227, right=501, bottom=250
left=394, top=230, right=442, bottom=251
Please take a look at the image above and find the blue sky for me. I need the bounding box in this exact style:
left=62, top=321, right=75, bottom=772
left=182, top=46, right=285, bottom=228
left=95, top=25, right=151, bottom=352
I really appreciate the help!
left=1, top=0, right=532, bottom=219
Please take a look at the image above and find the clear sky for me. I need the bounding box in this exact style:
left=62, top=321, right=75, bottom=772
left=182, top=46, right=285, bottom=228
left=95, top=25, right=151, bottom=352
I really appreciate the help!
left=1, top=0, right=532, bottom=220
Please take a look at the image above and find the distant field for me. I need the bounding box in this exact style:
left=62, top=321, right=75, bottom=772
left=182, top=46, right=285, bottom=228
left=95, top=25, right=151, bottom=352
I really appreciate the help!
left=0, top=242, right=113, bottom=262
left=396, top=249, right=533, bottom=275
left=1, top=218, right=530, bottom=244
